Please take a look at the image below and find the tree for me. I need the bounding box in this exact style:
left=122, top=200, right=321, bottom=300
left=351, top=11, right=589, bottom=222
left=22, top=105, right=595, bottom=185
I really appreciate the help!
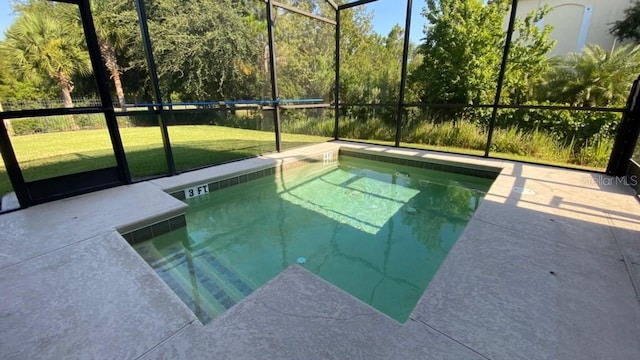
left=408, top=0, right=554, bottom=117
left=541, top=44, right=640, bottom=107
left=148, top=0, right=262, bottom=101
left=0, top=48, right=55, bottom=105
left=611, top=1, right=640, bottom=43
left=273, top=0, right=336, bottom=100
left=338, top=7, right=408, bottom=121
left=241, top=1, right=270, bottom=100
left=503, top=6, right=555, bottom=104
left=2, top=5, right=91, bottom=108
left=91, top=0, right=140, bottom=109
left=338, top=6, right=380, bottom=105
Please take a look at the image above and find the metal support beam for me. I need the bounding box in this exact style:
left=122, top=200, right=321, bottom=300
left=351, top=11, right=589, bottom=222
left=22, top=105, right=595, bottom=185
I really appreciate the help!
left=78, top=0, right=131, bottom=183
left=325, top=0, right=338, bottom=11
left=281, top=103, right=332, bottom=109
left=484, top=0, right=518, bottom=157
left=0, top=116, right=30, bottom=207
left=273, top=1, right=336, bottom=25
left=134, top=0, right=176, bottom=175
left=334, top=9, right=340, bottom=140
left=395, top=0, right=412, bottom=147
left=607, top=76, right=640, bottom=176
left=339, top=0, right=379, bottom=11
left=267, top=0, right=282, bottom=152
left=0, top=107, right=105, bottom=119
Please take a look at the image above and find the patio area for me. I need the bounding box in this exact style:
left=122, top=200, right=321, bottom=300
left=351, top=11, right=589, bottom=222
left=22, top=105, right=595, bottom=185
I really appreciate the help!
left=1, top=141, right=639, bottom=359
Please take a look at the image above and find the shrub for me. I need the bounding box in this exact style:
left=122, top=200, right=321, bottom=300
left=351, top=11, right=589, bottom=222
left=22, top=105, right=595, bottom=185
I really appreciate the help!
left=10, top=115, right=80, bottom=135
left=75, top=114, right=106, bottom=129
left=574, top=136, right=614, bottom=168
left=494, top=105, right=621, bottom=144
left=408, top=121, right=486, bottom=150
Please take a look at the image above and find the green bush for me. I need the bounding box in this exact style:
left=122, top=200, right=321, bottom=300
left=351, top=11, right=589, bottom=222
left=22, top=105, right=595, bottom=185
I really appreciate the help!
left=75, top=114, right=106, bottom=129
left=9, top=114, right=115, bottom=135
left=9, top=119, right=44, bottom=135
left=119, top=108, right=266, bottom=130
left=117, top=112, right=157, bottom=127
left=494, top=105, right=621, bottom=144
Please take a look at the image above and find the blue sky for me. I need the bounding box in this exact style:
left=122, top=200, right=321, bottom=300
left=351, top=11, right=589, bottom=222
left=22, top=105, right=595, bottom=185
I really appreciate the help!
left=0, top=1, right=13, bottom=39
left=0, top=0, right=428, bottom=44
left=366, top=0, right=428, bottom=44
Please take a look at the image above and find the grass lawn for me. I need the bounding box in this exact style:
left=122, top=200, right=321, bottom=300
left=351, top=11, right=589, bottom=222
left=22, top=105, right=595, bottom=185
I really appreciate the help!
left=0, top=125, right=330, bottom=197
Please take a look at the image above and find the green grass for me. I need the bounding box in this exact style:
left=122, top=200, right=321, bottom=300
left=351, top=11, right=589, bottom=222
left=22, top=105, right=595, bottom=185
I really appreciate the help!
left=0, top=125, right=330, bottom=197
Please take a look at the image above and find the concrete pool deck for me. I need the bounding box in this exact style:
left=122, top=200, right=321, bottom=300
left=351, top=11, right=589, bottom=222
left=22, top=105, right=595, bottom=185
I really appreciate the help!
left=1, top=141, right=639, bottom=359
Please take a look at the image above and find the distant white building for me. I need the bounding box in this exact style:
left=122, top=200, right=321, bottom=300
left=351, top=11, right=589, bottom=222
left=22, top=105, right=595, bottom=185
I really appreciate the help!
left=516, top=0, right=634, bottom=56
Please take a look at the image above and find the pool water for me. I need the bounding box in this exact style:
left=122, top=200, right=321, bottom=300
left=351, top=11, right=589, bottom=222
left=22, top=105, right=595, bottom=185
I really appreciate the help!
left=134, top=156, right=493, bottom=323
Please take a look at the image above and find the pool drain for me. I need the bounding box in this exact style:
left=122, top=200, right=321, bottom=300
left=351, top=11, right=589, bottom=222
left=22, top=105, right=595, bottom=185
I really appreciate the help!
left=512, top=186, right=536, bottom=195
left=297, top=257, right=306, bottom=264
left=405, top=206, right=417, bottom=214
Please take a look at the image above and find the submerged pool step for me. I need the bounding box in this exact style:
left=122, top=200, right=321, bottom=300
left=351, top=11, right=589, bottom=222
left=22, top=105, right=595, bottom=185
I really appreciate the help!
left=135, top=243, right=220, bottom=322
left=193, top=250, right=255, bottom=298
left=166, top=252, right=238, bottom=319
left=133, top=242, right=254, bottom=324
left=155, top=257, right=217, bottom=324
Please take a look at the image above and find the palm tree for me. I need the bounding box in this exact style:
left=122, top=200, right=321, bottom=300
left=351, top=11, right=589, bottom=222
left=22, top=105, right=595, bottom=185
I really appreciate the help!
left=542, top=44, right=640, bottom=107
left=92, top=0, right=139, bottom=109
left=3, top=11, right=91, bottom=108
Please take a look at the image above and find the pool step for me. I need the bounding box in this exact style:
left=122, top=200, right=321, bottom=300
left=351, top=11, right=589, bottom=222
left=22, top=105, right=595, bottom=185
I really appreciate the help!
left=135, top=243, right=219, bottom=323
left=192, top=249, right=255, bottom=299
left=133, top=242, right=254, bottom=323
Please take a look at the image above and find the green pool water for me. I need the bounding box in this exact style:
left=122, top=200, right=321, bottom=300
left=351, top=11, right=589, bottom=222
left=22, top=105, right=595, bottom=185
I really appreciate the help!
left=134, top=156, right=493, bottom=323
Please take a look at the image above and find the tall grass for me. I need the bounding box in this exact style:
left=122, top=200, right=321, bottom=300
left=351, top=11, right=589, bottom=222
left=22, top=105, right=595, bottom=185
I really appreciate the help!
left=575, top=136, right=614, bottom=168
left=278, top=112, right=610, bottom=168
left=404, top=121, right=486, bottom=149
left=491, top=127, right=573, bottom=163
left=331, top=117, right=611, bottom=168
left=334, top=117, right=395, bottom=142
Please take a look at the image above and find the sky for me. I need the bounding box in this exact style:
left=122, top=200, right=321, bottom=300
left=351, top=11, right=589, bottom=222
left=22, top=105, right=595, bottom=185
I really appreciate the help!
left=0, top=0, right=428, bottom=44
left=0, top=1, right=13, bottom=40
left=366, top=0, right=428, bottom=44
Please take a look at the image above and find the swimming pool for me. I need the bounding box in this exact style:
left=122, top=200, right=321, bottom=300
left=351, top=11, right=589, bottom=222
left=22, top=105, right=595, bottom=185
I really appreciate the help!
left=133, top=154, right=494, bottom=323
